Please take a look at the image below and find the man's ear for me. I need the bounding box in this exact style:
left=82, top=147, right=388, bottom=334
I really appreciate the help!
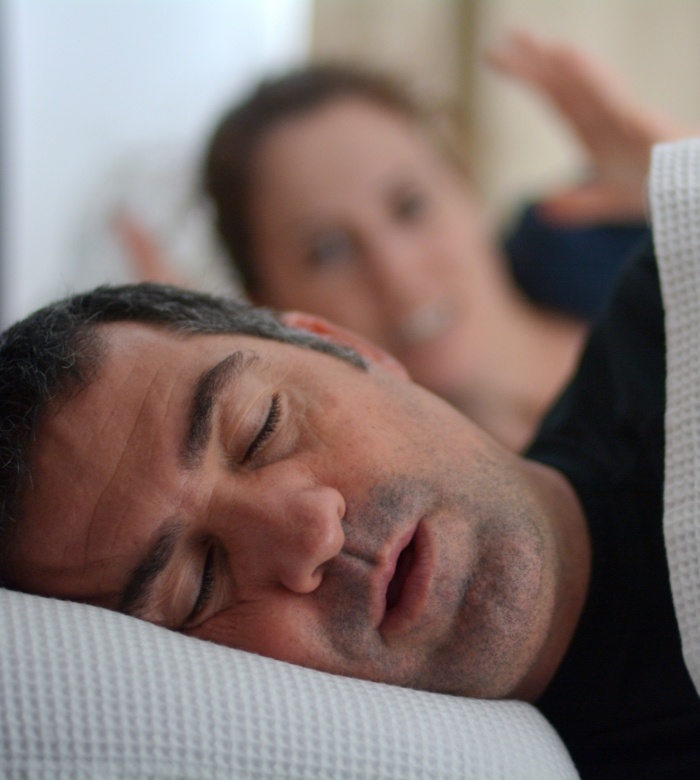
left=280, top=311, right=409, bottom=380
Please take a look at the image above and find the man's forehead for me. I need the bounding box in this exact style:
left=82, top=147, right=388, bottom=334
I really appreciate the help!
left=10, top=323, right=260, bottom=589
left=32, top=321, right=266, bottom=491
left=79, top=322, right=233, bottom=415
left=99, top=320, right=247, bottom=355
left=27, top=321, right=298, bottom=509
left=94, top=321, right=295, bottom=385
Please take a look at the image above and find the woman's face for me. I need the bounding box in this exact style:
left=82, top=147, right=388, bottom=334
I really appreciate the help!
left=247, top=97, right=504, bottom=400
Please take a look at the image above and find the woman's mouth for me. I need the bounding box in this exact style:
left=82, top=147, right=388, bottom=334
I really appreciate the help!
left=396, top=302, right=459, bottom=347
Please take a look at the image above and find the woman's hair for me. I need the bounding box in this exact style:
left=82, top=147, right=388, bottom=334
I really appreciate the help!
left=203, top=63, right=464, bottom=293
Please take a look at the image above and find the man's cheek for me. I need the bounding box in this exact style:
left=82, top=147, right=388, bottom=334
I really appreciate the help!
left=188, top=599, right=335, bottom=668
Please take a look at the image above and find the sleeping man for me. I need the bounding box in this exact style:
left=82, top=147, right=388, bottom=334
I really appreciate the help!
left=1, top=138, right=700, bottom=778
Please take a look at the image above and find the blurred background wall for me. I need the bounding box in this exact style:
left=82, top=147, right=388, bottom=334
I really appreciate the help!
left=2, top=0, right=699, bottom=324
left=0, top=0, right=311, bottom=324
left=312, top=0, right=700, bottom=218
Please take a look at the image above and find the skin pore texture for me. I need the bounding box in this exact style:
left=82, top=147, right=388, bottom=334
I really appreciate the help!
left=246, top=96, right=587, bottom=452
left=3, top=318, right=590, bottom=701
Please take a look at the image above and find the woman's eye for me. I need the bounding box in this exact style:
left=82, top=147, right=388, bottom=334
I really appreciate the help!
left=394, top=191, right=428, bottom=222
left=186, top=545, right=216, bottom=626
left=243, top=392, right=281, bottom=462
left=308, top=230, right=355, bottom=269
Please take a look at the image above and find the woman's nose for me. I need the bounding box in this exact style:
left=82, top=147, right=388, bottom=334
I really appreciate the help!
left=368, top=232, right=433, bottom=314
left=213, top=482, right=346, bottom=594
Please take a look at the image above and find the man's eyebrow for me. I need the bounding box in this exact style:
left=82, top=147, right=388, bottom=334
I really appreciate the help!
left=181, top=350, right=250, bottom=469
left=119, top=351, right=258, bottom=618
left=120, top=521, right=183, bottom=617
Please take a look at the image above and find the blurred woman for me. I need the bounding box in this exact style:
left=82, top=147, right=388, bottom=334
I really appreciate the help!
left=120, top=32, right=685, bottom=450
left=202, top=32, right=686, bottom=450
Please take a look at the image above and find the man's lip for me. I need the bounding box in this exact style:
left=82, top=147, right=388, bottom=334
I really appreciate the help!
left=373, top=521, right=434, bottom=636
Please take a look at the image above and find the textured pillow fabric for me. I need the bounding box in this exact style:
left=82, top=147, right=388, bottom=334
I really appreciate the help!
left=0, top=589, right=579, bottom=779
left=650, top=138, right=700, bottom=696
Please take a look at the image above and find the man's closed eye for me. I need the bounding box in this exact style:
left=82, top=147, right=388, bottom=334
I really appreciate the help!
left=244, top=392, right=281, bottom=462
left=185, top=544, right=216, bottom=627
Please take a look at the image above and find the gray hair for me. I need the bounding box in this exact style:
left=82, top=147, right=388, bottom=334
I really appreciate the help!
left=0, top=283, right=365, bottom=557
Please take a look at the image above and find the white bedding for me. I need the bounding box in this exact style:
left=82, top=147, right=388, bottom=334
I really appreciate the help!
left=0, top=589, right=578, bottom=779
left=14, top=136, right=700, bottom=779
left=651, top=137, right=700, bottom=696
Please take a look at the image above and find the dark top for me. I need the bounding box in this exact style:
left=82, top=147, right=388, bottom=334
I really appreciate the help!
left=504, top=203, right=650, bottom=321
left=527, top=243, right=700, bottom=778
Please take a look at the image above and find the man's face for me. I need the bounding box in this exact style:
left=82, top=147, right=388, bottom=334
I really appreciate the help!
left=5, top=321, right=574, bottom=699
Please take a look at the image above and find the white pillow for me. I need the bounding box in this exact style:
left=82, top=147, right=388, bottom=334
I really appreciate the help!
left=0, top=588, right=578, bottom=779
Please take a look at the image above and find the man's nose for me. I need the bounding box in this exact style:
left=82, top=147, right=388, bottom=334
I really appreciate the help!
left=213, top=480, right=346, bottom=594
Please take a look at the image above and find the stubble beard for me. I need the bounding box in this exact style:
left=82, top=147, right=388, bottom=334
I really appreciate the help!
left=314, top=467, right=552, bottom=700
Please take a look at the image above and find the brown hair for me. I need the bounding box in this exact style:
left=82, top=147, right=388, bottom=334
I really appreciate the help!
left=203, top=63, right=464, bottom=294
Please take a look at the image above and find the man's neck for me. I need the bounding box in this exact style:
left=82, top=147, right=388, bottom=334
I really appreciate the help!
left=512, top=459, right=591, bottom=701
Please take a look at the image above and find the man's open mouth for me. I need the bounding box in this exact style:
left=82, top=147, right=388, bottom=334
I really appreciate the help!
left=385, top=536, right=415, bottom=611
left=378, top=522, right=434, bottom=636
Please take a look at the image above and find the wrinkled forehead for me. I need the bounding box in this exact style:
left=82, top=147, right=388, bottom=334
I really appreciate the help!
left=5, top=323, right=262, bottom=594
left=27, top=319, right=271, bottom=490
